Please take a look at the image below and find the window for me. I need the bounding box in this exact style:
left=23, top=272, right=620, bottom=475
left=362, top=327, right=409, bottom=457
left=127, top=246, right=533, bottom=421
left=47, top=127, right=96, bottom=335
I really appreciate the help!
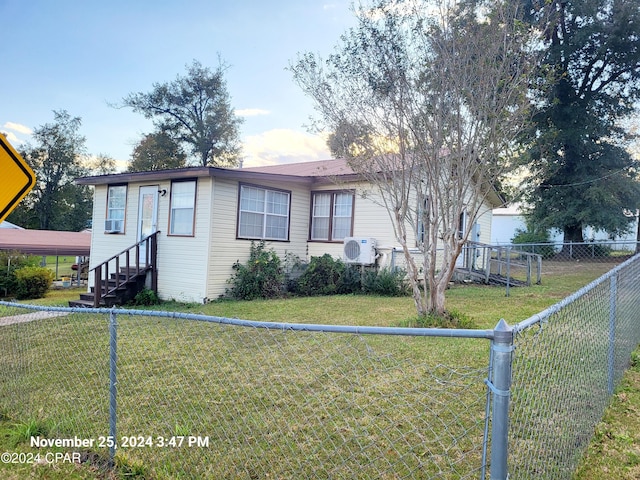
left=169, top=180, right=196, bottom=235
left=106, top=185, right=126, bottom=233
left=238, top=184, right=290, bottom=241
left=310, top=191, right=354, bottom=241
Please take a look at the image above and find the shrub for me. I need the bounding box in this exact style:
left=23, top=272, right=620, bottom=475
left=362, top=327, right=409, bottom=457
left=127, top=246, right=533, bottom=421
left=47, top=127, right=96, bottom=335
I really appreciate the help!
left=511, top=227, right=556, bottom=259
left=398, top=309, right=476, bottom=329
left=339, top=265, right=363, bottom=294
left=14, top=266, right=55, bottom=300
left=131, top=288, right=160, bottom=306
left=293, top=254, right=351, bottom=296
left=362, top=268, right=409, bottom=297
left=0, top=251, right=39, bottom=297
left=226, top=241, right=284, bottom=300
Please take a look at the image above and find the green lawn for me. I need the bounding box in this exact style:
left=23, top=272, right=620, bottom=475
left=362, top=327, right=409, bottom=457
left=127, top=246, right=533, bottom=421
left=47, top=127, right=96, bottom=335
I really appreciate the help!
left=0, top=258, right=636, bottom=479
left=41, top=255, right=76, bottom=280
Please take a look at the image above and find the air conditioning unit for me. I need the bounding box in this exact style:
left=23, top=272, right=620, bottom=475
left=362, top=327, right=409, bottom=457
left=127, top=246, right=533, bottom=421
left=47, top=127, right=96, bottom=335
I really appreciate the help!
left=343, top=237, right=377, bottom=265
left=104, top=219, right=124, bottom=233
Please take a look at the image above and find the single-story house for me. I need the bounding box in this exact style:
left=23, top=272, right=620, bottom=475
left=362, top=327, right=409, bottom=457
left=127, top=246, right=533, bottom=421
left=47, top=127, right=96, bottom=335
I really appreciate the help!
left=75, top=158, right=501, bottom=304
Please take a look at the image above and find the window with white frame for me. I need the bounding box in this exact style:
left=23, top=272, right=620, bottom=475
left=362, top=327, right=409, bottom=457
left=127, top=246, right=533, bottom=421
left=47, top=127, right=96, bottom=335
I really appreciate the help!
left=106, top=185, right=126, bottom=232
left=169, top=180, right=196, bottom=236
left=238, top=184, right=290, bottom=241
left=310, top=191, right=354, bottom=241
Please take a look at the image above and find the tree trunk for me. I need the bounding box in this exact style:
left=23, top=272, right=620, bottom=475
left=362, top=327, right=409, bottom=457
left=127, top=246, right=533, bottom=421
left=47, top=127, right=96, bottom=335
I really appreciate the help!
left=429, top=279, right=448, bottom=316
left=561, top=224, right=584, bottom=256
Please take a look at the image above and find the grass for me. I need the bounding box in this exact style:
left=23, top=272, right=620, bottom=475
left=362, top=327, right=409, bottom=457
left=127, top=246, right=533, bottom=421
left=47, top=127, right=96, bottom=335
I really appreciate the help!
left=573, top=351, right=640, bottom=479
left=41, top=255, right=77, bottom=280
left=0, top=257, right=636, bottom=478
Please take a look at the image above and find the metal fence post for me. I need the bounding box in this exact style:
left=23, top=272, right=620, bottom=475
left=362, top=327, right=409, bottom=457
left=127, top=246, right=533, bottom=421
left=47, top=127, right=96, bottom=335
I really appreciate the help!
left=608, top=274, right=617, bottom=394
left=109, top=310, right=118, bottom=466
left=489, top=319, right=514, bottom=480
left=505, top=247, right=511, bottom=297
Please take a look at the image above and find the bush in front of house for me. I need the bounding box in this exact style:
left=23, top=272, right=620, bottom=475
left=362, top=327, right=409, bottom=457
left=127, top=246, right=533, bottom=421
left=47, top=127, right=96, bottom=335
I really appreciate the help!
left=0, top=252, right=41, bottom=297
left=14, top=266, right=55, bottom=300
left=131, top=288, right=161, bottom=306
left=362, top=268, right=409, bottom=297
left=226, top=241, right=284, bottom=300
left=291, top=255, right=408, bottom=297
left=292, top=254, right=355, bottom=296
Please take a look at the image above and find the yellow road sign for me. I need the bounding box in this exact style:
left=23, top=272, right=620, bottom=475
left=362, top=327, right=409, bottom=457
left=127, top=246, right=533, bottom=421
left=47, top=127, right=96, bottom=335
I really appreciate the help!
left=0, top=133, right=36, bottom=223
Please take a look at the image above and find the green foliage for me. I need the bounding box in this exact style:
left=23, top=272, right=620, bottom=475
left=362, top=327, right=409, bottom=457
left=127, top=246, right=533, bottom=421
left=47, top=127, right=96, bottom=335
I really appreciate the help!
left=10, top=419, right=49, bottom=446
left=398, top=309, right=476, bottom=329
left=122, top=60, right=244, bottom=167
left=14, top=266, right=54, bottom=300
left=511, top=227, right=556, bottom=259
left=131, top=288, right=160, bottom=306
left=128, top=130, right=187, bottom=172
left=0, top=252, right=40, bottom=296
left=520, top=1, right=640, bottom=241
left=292, top=254, right=350, bottom=296
left=362, top=268, right=409, bottom=297
left=10, top=110, right=93, bottom=231
left=292, top=257, right=409, bottom=297
left=226, top=241, right=284, bottom=300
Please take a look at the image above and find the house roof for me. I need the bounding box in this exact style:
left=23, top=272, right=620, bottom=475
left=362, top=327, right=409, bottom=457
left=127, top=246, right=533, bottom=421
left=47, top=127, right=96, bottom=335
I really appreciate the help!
left=75, top=158, right=503, bottom=207
left=0, top=229, right=91, bottom=256
left=75, top=165, right=320, bottom=186
left=75, top=159, right=361, bottom=187
left=240, top=158, right=357, bottom=177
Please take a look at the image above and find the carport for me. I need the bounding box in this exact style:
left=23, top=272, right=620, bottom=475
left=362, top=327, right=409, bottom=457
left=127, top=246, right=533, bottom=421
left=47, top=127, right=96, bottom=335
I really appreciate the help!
left=0, top=229, right=91, bottom=280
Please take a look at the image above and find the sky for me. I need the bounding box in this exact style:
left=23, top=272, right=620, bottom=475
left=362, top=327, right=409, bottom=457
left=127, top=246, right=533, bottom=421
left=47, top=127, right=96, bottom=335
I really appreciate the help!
left=0, top=0, right=358, bottom=170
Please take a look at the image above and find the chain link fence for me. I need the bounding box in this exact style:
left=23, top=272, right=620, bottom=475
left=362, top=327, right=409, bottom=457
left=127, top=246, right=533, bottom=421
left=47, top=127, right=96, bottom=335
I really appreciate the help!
left=0, top=304, right=495, bottom=479
left=508, top=252, right=640, bottom=478
left=1, top=249, right=640, bottom=478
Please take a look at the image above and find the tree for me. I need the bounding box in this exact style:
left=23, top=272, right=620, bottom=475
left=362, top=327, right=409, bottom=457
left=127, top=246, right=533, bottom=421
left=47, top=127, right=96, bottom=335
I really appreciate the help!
left=8, top=110, right=92, bottom=231
left=88, top=153, right=118, bottom=175
left=128, top=130, right=187, bottom=172
left=291, top=0, right=535, bottom=316
left=121, top=60, right=243, bottom=167
left=519, top=0, right=640, bottom=246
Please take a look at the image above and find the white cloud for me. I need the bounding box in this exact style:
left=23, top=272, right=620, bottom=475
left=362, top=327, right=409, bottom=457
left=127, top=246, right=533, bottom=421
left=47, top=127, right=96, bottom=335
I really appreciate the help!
left=241, top=129, right=331, bottom=167
left=235, top=108, right=270, bottom=117
left=2, top=122, right=32, bottom=135
left=2, top=131, right=22, bottom=144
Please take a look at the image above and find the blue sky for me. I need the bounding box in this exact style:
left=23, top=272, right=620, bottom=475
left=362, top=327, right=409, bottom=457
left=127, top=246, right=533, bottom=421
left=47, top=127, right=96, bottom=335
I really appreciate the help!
left=0, top=0, right=356, bottom=169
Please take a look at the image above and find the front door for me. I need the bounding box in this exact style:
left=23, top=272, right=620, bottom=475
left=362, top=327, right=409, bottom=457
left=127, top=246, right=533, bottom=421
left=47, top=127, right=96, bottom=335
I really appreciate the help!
left=137, top=186, right=159, bottom=264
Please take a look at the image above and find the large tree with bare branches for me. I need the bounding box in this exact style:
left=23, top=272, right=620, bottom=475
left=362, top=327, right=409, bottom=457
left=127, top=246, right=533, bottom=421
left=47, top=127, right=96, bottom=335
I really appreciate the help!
left=291, top=0, right=536, bottom=316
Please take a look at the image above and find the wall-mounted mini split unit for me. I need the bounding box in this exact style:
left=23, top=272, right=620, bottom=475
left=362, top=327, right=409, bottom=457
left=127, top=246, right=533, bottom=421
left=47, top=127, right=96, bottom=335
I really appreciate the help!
left=343, top=237, right=377, bottom=265
left=104, top=219, right=124, bottom=233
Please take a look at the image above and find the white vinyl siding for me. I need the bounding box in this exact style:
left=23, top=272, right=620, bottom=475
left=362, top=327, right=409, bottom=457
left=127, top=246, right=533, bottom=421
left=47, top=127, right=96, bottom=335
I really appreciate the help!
left=238, top=185, right=290, bottom=241
left=169, top=180, right=196, bottom=236
left=207, top=178, right=309, bottom=300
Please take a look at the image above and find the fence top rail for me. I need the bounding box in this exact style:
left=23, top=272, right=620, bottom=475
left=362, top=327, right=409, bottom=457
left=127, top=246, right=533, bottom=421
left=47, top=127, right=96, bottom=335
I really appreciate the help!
left=0, top=300, right=495, bottom=340
left=513, top=252, right=640, bottom=333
